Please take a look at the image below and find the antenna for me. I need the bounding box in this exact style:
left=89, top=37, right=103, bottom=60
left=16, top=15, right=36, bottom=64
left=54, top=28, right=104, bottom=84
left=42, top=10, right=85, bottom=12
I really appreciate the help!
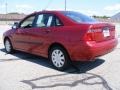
left=43, top=0, right=53, bottom=10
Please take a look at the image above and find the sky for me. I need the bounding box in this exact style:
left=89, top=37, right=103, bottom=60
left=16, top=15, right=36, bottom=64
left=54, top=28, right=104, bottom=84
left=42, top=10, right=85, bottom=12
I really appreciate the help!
left=0, top=0, right=120, bottom=16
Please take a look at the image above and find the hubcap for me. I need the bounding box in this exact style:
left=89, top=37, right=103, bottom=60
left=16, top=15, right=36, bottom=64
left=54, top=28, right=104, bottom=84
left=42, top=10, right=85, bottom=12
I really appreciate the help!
left=51, top=49, right=65, bottom=68
left=5, top=40, right=11, bottom=52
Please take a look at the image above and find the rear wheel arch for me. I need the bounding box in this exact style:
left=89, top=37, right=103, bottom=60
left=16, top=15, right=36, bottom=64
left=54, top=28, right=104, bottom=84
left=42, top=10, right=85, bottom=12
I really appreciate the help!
left=48, top=43, right=70, bottom=57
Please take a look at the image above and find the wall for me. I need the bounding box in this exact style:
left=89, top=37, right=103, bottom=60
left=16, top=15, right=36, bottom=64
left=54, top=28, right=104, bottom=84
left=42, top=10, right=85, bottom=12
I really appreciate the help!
left=0, top=20, right=19, bottom=25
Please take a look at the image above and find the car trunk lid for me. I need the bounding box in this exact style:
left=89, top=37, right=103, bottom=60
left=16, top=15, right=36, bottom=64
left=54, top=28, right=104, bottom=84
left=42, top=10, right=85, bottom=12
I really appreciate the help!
left=85, top=23, right=115, bottom=42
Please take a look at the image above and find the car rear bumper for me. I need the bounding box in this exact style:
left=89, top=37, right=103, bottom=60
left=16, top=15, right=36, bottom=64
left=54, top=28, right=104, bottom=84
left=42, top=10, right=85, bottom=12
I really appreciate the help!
left=68, top=38, right=118, bottom=61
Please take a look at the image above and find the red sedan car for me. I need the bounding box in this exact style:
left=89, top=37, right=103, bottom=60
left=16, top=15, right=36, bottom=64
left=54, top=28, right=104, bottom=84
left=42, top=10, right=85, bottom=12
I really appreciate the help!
left=3, top=11, right=118, bottom=70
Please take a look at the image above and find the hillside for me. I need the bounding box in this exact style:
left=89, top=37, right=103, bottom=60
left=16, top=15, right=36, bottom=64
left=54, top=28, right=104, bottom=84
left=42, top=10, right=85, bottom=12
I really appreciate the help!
left=111, top=12, right=120, bottom=22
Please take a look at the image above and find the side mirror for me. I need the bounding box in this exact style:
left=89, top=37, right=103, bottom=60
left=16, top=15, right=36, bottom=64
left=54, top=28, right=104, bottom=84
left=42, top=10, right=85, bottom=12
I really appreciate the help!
left=12, top=22, right=19, bottom=29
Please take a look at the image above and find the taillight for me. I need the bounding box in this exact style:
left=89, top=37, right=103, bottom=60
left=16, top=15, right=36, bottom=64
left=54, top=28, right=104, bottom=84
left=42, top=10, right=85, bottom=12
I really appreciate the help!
left=84, top=29, right=95, bottom=41
left=84, top=29, right=102, bottom=41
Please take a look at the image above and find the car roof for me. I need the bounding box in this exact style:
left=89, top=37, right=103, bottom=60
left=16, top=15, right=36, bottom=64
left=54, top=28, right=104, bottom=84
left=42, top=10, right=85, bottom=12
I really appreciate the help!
left=31, top=10, right=64, bottom=14
left=31, top=10, right=79, bottom=15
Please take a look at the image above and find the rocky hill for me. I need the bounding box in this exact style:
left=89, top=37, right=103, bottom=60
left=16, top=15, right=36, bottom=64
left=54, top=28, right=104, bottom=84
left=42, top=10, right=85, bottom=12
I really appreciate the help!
left=111, top=12, right=120, bottom=22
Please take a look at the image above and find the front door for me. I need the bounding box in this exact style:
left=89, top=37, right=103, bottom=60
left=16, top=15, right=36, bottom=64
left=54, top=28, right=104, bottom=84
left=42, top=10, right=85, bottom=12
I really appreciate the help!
left=12, top=15, right=36, bottom=51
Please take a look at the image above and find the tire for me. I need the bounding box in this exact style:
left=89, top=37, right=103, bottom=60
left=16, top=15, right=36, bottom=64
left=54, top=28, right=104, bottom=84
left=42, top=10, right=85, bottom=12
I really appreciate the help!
left=4, top=39, right=14, bottom=53
left=49, top=46, right=70, bottom=71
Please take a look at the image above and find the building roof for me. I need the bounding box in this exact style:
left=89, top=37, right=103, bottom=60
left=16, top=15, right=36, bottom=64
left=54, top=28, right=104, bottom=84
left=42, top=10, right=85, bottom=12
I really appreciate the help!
left=0, top=13, right=26, bottom=21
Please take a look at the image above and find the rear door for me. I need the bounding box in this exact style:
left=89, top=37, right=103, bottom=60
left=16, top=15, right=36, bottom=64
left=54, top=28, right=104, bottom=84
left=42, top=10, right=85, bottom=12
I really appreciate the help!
left=27, top=13, right=64, bottom=55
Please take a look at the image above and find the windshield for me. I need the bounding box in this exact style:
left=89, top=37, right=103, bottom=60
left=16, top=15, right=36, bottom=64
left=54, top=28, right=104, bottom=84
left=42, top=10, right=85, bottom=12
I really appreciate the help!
left=61, top=11, right=97, bottom=23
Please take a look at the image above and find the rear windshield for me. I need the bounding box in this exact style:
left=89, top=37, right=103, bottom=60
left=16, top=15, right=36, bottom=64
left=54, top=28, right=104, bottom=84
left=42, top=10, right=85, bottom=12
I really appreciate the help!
left=61, top=11, right=97, bottom=23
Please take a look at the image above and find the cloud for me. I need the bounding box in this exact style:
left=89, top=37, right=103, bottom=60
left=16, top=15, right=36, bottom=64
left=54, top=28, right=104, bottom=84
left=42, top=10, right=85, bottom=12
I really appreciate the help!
left=104, top=4, right=120, bottom=11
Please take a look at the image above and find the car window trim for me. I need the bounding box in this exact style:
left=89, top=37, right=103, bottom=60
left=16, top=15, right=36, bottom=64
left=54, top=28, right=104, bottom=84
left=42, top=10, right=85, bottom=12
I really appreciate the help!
left=54, top=15, right=64, bottom=27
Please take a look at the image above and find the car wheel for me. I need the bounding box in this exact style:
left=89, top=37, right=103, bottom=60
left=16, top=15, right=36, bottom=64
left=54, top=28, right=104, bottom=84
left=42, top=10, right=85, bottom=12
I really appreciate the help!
left=4, top=39, right=14, bottom=53
left=49, top=46, right=70, bottom=71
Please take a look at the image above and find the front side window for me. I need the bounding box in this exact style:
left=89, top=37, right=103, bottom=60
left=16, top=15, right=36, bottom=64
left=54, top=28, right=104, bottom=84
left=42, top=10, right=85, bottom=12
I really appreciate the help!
left=20, top=15, right=35, bottom=28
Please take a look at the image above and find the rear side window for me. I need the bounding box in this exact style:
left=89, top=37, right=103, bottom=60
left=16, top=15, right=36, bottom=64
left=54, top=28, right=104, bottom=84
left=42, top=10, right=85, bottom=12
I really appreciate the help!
left=35, top=14, right=54, bottom=27
left=36, top=14, right=45, bottom=27
left=35, top=14, right=63, bottom=27
left=61, top=11, right=97, bottom=23
left=47, top=16, right=53, bottom=27
left=53, top=17, right=63, bottom=26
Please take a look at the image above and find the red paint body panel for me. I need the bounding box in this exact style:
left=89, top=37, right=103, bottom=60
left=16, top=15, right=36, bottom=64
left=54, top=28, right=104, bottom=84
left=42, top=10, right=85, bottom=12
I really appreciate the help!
left=66, top=39, right=118, bottom=61
left=3, top=11, right=118, bottom=61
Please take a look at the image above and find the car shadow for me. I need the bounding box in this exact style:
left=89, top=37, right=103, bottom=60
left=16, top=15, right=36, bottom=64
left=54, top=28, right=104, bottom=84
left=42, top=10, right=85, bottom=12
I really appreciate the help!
left=0, top=48, right=105, bottom=73
left=0, top=48, right=52, bottom=68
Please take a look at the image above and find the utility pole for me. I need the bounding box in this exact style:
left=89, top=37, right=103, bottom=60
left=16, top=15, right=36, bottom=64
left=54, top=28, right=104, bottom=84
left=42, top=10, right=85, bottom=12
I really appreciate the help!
left=65, top=0, right=66, bottom=11
left=5, top=1, right=7, bottom=14
left=0, top=0, right=3, bottom=14
left=5, top=0, right=7, bottom=24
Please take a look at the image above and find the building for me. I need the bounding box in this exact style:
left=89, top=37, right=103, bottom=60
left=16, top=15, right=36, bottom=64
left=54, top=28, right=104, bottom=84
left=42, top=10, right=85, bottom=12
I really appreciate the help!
left=0, top=13, right=26, bottom=25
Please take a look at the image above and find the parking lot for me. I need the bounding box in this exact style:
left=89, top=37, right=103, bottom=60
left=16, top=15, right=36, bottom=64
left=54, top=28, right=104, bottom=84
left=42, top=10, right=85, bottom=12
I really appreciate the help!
left=0, top=25, right=120, bottom=90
